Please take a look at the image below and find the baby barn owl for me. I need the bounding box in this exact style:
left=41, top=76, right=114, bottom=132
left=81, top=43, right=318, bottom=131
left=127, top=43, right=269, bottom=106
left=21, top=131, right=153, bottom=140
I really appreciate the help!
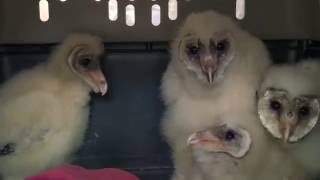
left=0, top=33, right=107, bottom=179
left=258, top=59, right=320, bottom=176
left=258, top=60, right=320, bottom=143
left=161, top=10, right=271, bottom=180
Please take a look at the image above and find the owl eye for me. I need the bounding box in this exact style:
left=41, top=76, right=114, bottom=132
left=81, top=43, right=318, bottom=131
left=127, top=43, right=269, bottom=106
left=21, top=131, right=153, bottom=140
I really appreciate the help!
left=270, top=100, right=282, bottom=112
left=79, top=58, right=91, bottom=67
left=216, top=39, right=229, bottom=53
left=225, top=130, right=236, bottom=141
left=298, top=106, right=310, bottom=117
left=187, top=45, right=200, bottom=56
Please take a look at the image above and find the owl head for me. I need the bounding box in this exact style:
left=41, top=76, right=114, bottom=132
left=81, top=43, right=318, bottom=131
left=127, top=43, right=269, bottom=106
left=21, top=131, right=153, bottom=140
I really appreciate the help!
left=172, top=11, right=239, bottom=85
left=187, top=124, right=251, bottom=158
left=258, top=88, right=320, bottom=143
left=172, top=11, right=270, bottom=90
left=258, top=60, right=320, bottom=143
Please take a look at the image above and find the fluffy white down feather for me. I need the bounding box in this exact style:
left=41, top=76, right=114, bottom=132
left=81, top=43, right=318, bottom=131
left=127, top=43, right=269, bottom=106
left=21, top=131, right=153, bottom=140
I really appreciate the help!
left=0, top=33, right=104, bottom=179
left=260, top=59, right=320, bottom=177
left=161, top=11, right=271, bottom=180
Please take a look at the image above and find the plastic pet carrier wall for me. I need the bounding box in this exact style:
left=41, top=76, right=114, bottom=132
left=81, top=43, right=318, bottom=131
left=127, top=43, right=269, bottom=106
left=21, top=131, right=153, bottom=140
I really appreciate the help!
left=0, top=1, right=320, bottom=180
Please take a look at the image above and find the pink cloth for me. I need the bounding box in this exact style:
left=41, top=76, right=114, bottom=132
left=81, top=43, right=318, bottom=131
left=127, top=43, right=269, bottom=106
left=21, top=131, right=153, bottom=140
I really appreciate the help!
left=26, top=164, right=140, bottom=180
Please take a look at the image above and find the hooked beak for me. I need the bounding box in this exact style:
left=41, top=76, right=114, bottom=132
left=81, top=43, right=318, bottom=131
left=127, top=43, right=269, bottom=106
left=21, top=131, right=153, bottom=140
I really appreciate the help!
left=200, top=55, right=218, bottom=84
left=187, top=131, right=224, bottom=151
left=87, top=70, right=108, bottom=96
left=280, top=122, right=291, bottom=143
left=207, top=68, right=213, bottom=84
left=280, top=112, right=297, bottom=143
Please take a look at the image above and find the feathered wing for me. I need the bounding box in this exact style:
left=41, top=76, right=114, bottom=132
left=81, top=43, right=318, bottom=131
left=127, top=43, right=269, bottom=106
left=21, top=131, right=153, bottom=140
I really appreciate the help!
left=161, top=63, right=183, bottom=106
left=0, top=91, right=61, bottom=175
left=0, top=89, right=88, bottom=179
left=291, top=124, right=320, bottom=177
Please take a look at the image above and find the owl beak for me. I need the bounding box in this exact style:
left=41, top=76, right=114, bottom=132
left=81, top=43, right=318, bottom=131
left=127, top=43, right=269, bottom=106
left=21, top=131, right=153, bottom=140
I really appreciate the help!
left=87, top=70, right=108, bottom=96
left=207, top=68, right=213, bottom=84
left=200, top=55, right=218, bottom=84
left=281, top=122, right=291, bottom=143
left=281, top=112, right=297, bottom=143
left=187, top=131, right=224, bottom=150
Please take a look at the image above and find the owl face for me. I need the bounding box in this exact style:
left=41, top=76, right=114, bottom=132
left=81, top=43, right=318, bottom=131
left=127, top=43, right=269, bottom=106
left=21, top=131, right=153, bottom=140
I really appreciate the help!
left=178, top=32, right=235, bottom=85
left=258, top=88, right=320, bottom=143
left=187, top=124, right=251, bottom=158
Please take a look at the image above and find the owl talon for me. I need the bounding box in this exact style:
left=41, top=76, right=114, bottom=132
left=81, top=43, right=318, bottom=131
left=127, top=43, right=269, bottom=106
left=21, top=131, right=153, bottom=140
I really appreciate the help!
left=0, top=143, right=15, bottom=156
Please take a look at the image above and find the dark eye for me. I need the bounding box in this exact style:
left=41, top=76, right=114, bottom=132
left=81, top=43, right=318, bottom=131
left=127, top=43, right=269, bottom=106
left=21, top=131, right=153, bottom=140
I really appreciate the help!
left=225, top=130, right=235, bottom=141
left=216, top=40, right=229, bottom=52
left=79, top=58, right=91, bottom=67
left=270, top=100, right=282, bottom=112
left=299, top=106, right=310, bottom=117
left=188, top=46, right=200, bottom=56
left=0, top=143, right=15, bottom=155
